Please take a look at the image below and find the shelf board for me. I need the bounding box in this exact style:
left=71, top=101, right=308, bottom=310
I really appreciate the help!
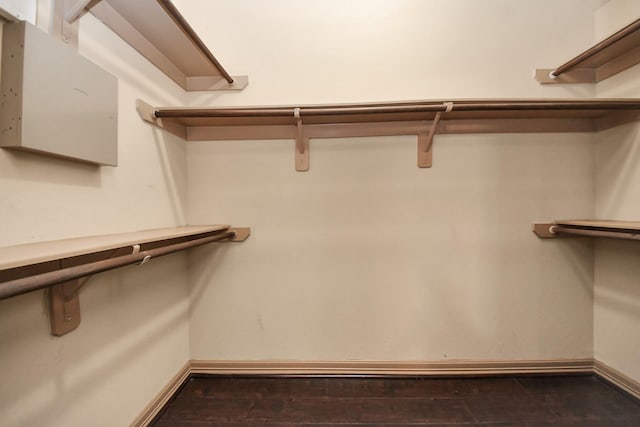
left=555, top=220, right=640, bottom=231
left=0, top=224, right=250, bottom=336
left=536, top=18, right=640, bottom=84
left=0, top=225, right=229, bottom=271
left=88, top=0, right=247, bottom=91
left=533, top=220, right=640, bottom=240
left=138, top=98, right=640, bottom=140
left=138, top=98, right=640, bottom=171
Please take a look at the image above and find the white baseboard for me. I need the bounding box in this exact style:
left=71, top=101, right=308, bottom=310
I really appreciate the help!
left=133, top=358, right=640, bottom=427
left=130, top=362, right=191, bottom=427
left=189, top=358, right=593, bottom=376
left=594, top=359, right=640, bottom=399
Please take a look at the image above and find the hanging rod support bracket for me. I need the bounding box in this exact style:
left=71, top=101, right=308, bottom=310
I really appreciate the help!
left=418, top=102, right=453, bottom=168
left=417, top=132, right=432, bottom=168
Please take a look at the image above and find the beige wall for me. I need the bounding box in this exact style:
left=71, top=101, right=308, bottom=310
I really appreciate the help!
left=0, top=12, right=191, bottom=427
left=180, top=0, right=601, bottom=105
left=184, top=0, right=600, bottom=362
left=594, top=0, right=640, bottom=385
left=1, top=1, right=638, bottom=426
left=187, top=134, right=595, bottom=361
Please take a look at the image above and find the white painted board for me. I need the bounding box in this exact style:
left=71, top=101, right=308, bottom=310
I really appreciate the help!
left=0, top=0, right=36, bottom=23
left=0, top=21, right=118, bottom=165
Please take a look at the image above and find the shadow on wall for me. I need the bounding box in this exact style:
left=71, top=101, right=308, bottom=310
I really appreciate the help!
left=596, top=124, right=640, bottom=218
left=556, top=239, right=595, bottom=295
left=79, top=14, right=184, bottom=108
left=595, top=239, right=640, bottom=316
left=0, top=148, right=102, bottom=187
left=187, top=244, right=233, bottom=313
left=0, top=254, right=188, bottom=427
left=151, top=128, right=187, bottom=225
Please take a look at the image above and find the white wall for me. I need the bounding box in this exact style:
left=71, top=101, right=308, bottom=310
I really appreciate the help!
left=594, top=0, right=640, bottom=385
left=184, top=0, right=600, bottom=362
left=0, top=12, right=191, bottom=427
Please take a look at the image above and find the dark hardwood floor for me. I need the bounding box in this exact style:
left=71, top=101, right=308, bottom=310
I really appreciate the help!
left=151, top=374, right=640, bottom=426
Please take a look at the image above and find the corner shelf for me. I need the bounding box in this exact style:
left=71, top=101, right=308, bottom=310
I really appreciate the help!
left=0, top=225, right=250, bottom=336
left=82, top=0, right=247, bottom=91
left=536, top=18, right=640, bottom=84
left=533, top=220, right=640, bottom=241
left=137, top=98, right=640, bottom=171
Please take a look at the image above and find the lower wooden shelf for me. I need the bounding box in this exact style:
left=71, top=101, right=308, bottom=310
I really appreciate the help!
left=0, top=225, right=250, bottom=336
left=533, top=220, right=640, bottom=240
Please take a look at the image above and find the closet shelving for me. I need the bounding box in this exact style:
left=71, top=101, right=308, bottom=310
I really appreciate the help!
left=533, top=220, right=640, bottom=241
left=69, top=0, right=247, bottom=91
left=137, top=98, right=640, bottom=170
left=535, top=18, right=640, bottom=84
left=0, top=225, right=250, bottom=336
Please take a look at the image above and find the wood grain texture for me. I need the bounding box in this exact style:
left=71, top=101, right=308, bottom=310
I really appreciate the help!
left=89, top=0, right=246, bottom=91
left=0, top=225, right=230, bottom=270
left=189, top=359, right=594, bottom=376
left=555, top=220, right=640, bottom=231
left=150, top=375, right=640, bottom=426
left=536, top=18, right=640, bottom=84
left=131, top=362, right=191, bottom=427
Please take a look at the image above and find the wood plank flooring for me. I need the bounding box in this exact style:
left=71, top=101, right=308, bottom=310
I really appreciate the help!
left=150, top=374, right=640, bottom=426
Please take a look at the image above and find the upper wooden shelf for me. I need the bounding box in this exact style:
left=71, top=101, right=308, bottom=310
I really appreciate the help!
left=533, top=220, right=640, bottom=240
left=137, top=98, right=640, bottom=171
left=536, top=18, right=640, bottom=84
left=83, top=0, right=247, bottom=91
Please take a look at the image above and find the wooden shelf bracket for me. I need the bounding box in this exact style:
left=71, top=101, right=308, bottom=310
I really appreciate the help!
left=0, top=225, right=251, bottom=336
left=49, top=243, right=129, bottom=336
left=49, top=279, right=82, bottom=336
left=418, top=101, right=452, bottom=168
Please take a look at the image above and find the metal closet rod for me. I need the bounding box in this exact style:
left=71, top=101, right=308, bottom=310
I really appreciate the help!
left=153, top=100, right=640, bottom=119
left=551, top=18, right=640, bottom=77
left=0, top=230, right=236, bottom=301
left=156, top=0, right=234, bottom=84
left=551, top=225, right=640, bottom=241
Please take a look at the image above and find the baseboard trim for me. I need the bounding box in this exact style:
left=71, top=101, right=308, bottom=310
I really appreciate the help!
left=134, top=358, right=640, bottom=426
left=189, top=358, right=594, bottom=377
left=130, top=361, right=191, bottom=427
left=594, top=360, right=640, bottom=400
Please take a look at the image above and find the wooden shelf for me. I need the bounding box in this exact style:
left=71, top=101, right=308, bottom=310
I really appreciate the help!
left=0, top=225, right=228, bottom=271
left=84, top=0, right=247, bottom=91
left=533, top=220, right=640, bottom=240
left=137, top=98, right=640, bottom=171
left=0, top=225, right=250, bottom=335
left=536, top=18, right=640, bottom=84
